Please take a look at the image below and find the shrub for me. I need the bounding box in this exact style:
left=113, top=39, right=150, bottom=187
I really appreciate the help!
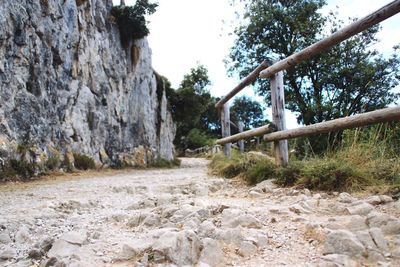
left=275, top=161, right=304, bottom=187
left=210, top=151, right=275, bottom=182
left=186, top=128, right=215, bottom=150
left=150, top=157, right=181, bottom=168
left=111, top=1, right=158, bottom=47
left=73, top=153, right=96, bottom=170
left=244, top=159, right=276, bottom=185
left=9, top=159, right=37, bottom=181
left=45, top=156, right=60, bottom=171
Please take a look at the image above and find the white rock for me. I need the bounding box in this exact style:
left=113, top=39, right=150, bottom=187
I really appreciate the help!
left=199, top=220, right=216, bottom=238
left=321, top=254, right=358, bottom=267
left=303, top=189, right=312, bottom=197
left=237, top=241, right=257, bottom=257
left=215, top=228, right=243, bottom=246
left=367, top=250, right=387, bottom=263
left=199, top=238, right=224, bottom=266
left=249, top=191, right=263, bottom=198
left=60, top=231, right=87, bottom=245
left=338, top=192, right=354, bottom=203
left=141, top=214, right=161, bottom=227
left=47, top=239, right=79, bottom=258
left=289, top=203, right=311, bottom=214
left=342, top=215, right=368, bottom=231
left=323, top=230, right=365, bottom=257
left=345, top=203, right=374, bottom=216
left=367, top=211, right=400, bottom=235
left=221, top=209, right=262, bottom=228
left=0, top=233, right=12, bottom=244
left=369, top=228, right=389, bottom=252
left=379, top=195, right=393, bottom=204
left=394, top=200, right=400, bottom=212
left=0, top=248, right=17, bottom=260
left=366, top=196, right=382, bottom=205
left=152, top=230, right=201, bottom=266
left=355, top=230, right=377, bottom=249
left=15, top=226, right=31, bottom=243
left=116, top=240, right=151, bottom=261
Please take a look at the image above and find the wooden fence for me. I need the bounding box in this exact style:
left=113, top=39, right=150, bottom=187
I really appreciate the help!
left=216, top=0, right=400, bottom=166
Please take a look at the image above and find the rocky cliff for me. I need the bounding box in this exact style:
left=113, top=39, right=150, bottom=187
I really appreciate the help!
left=0, top=0, right=175, bottom=169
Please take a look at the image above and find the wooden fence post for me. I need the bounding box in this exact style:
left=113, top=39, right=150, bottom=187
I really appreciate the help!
left=238, top=121, right=244, bottom=153
left=270, top=71, right=288, bottom=166
left=221, top=103, right=231, bottom=158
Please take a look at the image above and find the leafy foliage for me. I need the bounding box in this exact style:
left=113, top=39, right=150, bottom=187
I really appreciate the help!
left=230, top=96, right=266, bottom=131
left=166, top=64, right=220, bottom=152
left=111, top=0, right=158, bottom=47
left=228, top=0, right=400, bottom=153
left=186, top=129, right=215, bottom=149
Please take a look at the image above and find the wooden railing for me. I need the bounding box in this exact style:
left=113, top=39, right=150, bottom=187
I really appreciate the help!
left=216, top=0, right=400, bottom=166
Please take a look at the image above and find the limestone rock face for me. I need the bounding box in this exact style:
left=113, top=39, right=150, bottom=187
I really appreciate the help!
left=0, top=0, right=175, bottom=166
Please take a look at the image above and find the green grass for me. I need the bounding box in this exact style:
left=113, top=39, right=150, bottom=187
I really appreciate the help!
left=209, top=150, right=276, bottom=183
left=209, top=123, right=400, bottom=192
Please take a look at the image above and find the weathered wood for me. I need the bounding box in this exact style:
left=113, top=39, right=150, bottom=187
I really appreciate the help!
left=259, top=0, right=400, bottom=78
left=238, top=121, right=244, bottom=153
left=270, top=71, right=288, bottom=166
left=263, top=106, right=400, bottom=142
left=216, top=61, right=269, bottom=109
left=221, top=103, right=231, bottom=157
left=216, top=124, right=275, bottom=145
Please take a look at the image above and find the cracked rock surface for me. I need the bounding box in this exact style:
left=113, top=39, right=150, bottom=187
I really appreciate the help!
left=0, top=0, right=175, bottom=166
left=1, top=158, right=400, bottom=266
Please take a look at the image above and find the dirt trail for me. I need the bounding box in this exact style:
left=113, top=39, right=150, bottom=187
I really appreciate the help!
left=0, top=158, right=399, bottom=267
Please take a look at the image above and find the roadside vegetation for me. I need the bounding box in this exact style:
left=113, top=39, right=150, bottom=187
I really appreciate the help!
left=210, top=123, right=400, bottom=192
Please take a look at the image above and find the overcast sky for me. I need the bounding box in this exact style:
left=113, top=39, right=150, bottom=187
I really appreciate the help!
left=112, top=0, right=400, bottom=128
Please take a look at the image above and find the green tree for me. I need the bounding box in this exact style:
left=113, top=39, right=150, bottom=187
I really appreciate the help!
left=111, top=0, right=158, bottom=47
left=228, top=0, right=399, bottom=153
left=168, top=64, right=219, bottom=152
left=180, top=64, right=211, bottom=94
left=230, top=96, right=265, bottom=130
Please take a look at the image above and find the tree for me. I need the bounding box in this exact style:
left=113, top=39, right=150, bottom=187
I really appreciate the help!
left=228, top=0, right=399, bottom=126
left=111, top=0, right=158, bottom=47
left=167, top=64, right=219, bottom=152
left=227, top=0, right=399, bottom=153
left=230, top=96, right=265, bottom=130
left=179, top=64, right=211, bottom=95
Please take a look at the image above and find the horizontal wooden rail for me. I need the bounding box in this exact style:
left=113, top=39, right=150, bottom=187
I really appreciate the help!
left=263, top=106, right=400, bottom=142
left=216, top=124, right=276, bottom=145
left=215, top=61, right=269, bottom=109
left=259, top=0, right=400, bottom=78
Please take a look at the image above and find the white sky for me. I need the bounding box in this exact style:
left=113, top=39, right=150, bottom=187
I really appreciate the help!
left=112, top=0, right=400, bottom=128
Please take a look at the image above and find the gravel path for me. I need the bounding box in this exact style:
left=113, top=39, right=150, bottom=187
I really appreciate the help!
left=0, top=158, right=399, bottom=266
